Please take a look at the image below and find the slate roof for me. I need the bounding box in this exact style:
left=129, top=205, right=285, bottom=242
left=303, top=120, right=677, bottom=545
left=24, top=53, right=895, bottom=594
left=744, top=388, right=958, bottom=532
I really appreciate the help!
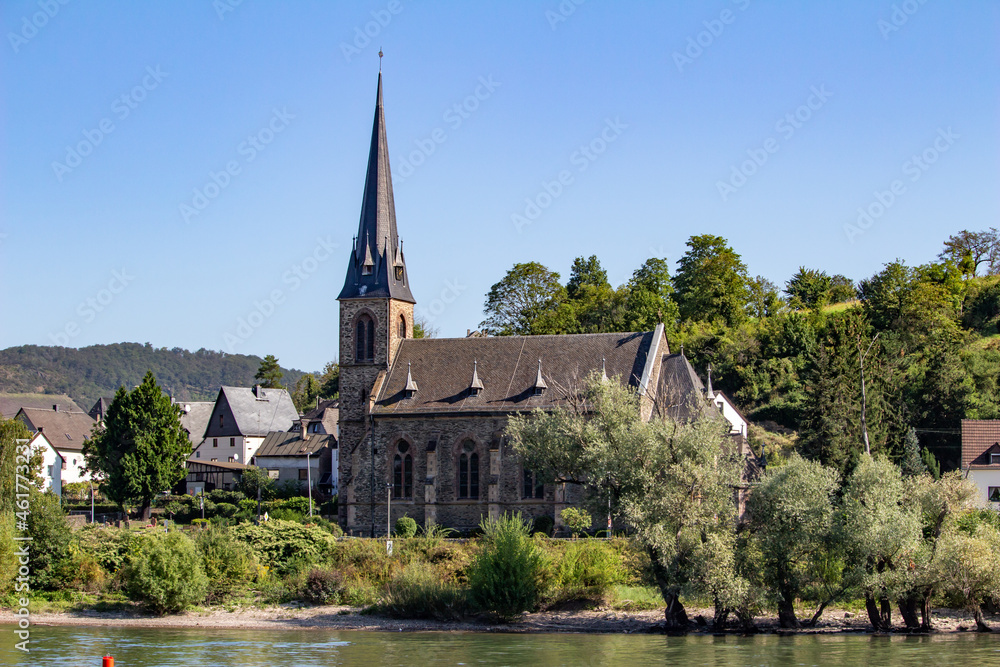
left=177, top=401, right=215, bottom=447
left=372, top=331, right=656, bottom=415
left=297, top=399, right=339, bottom=437
left=203, top=386, right=299, bottom=438
left=15, top=406, right=96, bottom=452
left=0, top=394, right=83, bottom=419
left=338, top=72, right=414, bottom=303
left=656, top=353, right=714, bottom=423
left=88, top=397, right=113, bottom=422
left=255, top=431, right=336, bottom=458
left=961, top=419, right=1000, bottom=469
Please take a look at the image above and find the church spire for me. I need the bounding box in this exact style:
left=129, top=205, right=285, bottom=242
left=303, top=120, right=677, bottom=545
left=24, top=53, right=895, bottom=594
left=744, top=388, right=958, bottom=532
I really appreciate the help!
left=338, top=71, right=415, bottom=302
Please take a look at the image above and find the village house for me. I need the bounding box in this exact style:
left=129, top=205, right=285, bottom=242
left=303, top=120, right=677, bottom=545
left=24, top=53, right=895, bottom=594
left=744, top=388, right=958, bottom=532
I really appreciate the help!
left=26, top=430, right=64, bottom=497
left=253, top=423, right=337, bottom=496
left=335, top=73, right=759, bottom=536
left=293, top=398, right=339, bottom=436
left=15, top=404, right=96, bottom=484
left=179, top=460, right=248, bottom=496
left=961, top=419, right=1000, bottom=505
left=176, top=400, right=215, bottom=450
left=191, top=385, right=298, bottom=465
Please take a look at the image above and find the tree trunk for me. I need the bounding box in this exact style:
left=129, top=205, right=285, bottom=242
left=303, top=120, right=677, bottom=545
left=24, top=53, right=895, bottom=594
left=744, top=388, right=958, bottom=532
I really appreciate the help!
left=777, top=596, right=799, bottom=629
left=735, top=608, right=758, bottom=634
left=713, top=606, right=730, bottom=630
left=880, top=596, right=892, bottom=630
left=898, top=595, right=921, bottom=631
left=920, top=589, right=934, bottom=631
left=974, top=606, right=993, bottom=632
left=139, top=503, right=151, bottom=521
left=663, top=592, right=689, bottom=631
left=804, top=596, right=833, bottom=627
left=866, top=595, right=890, bottom=632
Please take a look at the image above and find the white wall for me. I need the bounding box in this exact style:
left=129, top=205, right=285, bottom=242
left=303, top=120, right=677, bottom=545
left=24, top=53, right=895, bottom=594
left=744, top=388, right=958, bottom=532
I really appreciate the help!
left=192, top=435, right=260, bottom=464
left=56, top=448, right=90, bottom=484
left=967, top=468, right=1000, bottom=507
left=712, top=394, right=748, bottom=438
left=30, top=435, right=62, bottom=497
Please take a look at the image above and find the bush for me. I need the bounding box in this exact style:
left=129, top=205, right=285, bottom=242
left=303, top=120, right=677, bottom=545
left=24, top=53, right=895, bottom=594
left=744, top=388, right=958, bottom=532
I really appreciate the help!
left=559, top=507, right=592, bottom=537
left=394, top=516, right=418, bottom=538
left=74, top=525, right=137, bottom=575
left=270, top=508, right=306, bottom=523
left=213, top=502, right=238, bottom=519
left=124, top=531, right=208, bottom=614
left=27, top=491, right=71, bottom=590
left=302, top=567, right=345, bottom=604
left=307, top=517, right=344, bottom=537
left=194, top=527, right=261, bottom=600
left=556, top=541, right=623, bottom=598
left=467, top=512, right=543, bottom=621
left=229, top=520, right=336, bottom=576
left=531, top=515, right=554, bottom=537
left=277, top=497, right=315, bottom=515
left=376, top=561, right=467, bottom=620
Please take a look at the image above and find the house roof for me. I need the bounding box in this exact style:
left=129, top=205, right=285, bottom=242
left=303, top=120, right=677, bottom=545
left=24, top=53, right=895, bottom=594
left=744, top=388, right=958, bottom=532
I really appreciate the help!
left=88, top=397, right=113, bottom=421
left=15, top=406, right=96, bottom=452
left=203, top=386, right=299, bottom=438
left=28, top=431, right=64, bottom=461
left=338, top=72, right=415, bottom=303
left=656, top=353, right=714, bottom=423
left=177, top=401, right=215, bottom=447
left=186, top=459, right=248, bottom=472
left=254, top=431, right=335, bottom=458
left=0, top=394, right=83, bottom=419
left=297, top=399, right=339, bottom=437
left=961, top=419, right=1000, bottom=468
left=372, top=331, right=656, bottom=415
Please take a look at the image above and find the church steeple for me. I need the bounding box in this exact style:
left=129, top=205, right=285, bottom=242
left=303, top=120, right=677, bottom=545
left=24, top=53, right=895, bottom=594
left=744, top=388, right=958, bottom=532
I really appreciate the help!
left=338, top=72, right=415, bottom=303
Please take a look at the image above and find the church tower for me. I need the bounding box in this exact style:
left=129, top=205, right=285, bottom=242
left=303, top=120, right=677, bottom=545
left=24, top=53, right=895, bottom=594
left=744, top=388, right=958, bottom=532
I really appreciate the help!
left=337, top=72, right=415, bottom=531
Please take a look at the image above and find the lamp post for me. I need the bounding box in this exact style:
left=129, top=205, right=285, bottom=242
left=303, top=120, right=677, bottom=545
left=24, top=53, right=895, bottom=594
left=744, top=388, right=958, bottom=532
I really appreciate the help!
left=306, top=450, right=314, bottom=518
left=89, top=480, right=95, bottom=524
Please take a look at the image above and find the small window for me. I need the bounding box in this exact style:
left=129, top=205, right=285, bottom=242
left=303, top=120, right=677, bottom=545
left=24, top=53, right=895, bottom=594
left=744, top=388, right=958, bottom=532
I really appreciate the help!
left=230, top=437, right=236, bottom=447
left=299, top=469, right=309, bottom=480
left=395, top=266, right=404, bottom=281
left=61, top=460, right=66, bottom=470
left=219, top=414, right=224, bottom=428
left=362, top=264, right=373, bottom=276
left=195, top=451, right=201, bottom=459
left=213, top=438, right=218, bottom=448
left=522, top=469, right=544, bottom=499
left=228, top=456, right=235, bottom=463
left=990, top=453, right=1000, bottom=465
left=211, top=458, right=218, bottom=462
left=398, top=314, right=406, bottom=339
left=989, top=487, right=1000, bottom=503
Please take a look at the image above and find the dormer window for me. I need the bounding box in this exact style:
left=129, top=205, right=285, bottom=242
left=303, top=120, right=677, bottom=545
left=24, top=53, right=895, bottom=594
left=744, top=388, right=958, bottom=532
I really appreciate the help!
left=395, top=266, right=404, bottom=281
left=991, top=453, right=1000, bottom=465
left=362, top=264, right=373, bottom=276
left=532, top=359, right=547, bottom=396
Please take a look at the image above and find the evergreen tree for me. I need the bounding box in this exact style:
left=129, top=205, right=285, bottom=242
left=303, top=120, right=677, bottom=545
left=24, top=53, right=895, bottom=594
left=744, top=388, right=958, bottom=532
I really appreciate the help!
left=254, top=354, right=284, bottom=388
left=318, top=361, right=339, bottom=399
left=899, top=427, right=926, bottom=477
left=83, top=371, right=190, bottom=519
left=291, top=374, right=321, bottom=412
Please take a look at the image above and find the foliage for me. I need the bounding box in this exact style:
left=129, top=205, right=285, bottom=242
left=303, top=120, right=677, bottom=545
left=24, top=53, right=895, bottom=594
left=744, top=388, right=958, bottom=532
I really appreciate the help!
left=480, top=262, right=565, bottom=335
left=555, top=541, right=623, bottom=598
left=0, top=343, right=306, bottom=410
left=899, top=427, right=926, bottom=477
left=291, top=373, right=320, bottom=412
left=194, top=527, right=261, bottom=599
left=83, top=371, right=191, bottom=517
left=377, top=561, right=468, bottom=620
left=318, top=361, right=340, bottom=399
left=938, top=228, right=999, bottom=276
left=673, top=234, right=751, bottom=327
left=467, top=512, right=544, bottom=621
left=26, top=491, right=72, bottom=590
left=931, top=523, right=1000, bottom=630
left=124, top=531, right=208, bottom=614
left=559, top=507, right=592, bottom=537
left=746, top=453, right=840, bottom=628
left=254, top=354, right=284, bottom=388
left=301, top=567, right=345, bottom=604
left=531, top=515, right=554, bottom=537
left=394, top=515, right=418, bottom=538
left=237, top=466, right=275, bottom=501
left=229, top=519, right=336, bottom=575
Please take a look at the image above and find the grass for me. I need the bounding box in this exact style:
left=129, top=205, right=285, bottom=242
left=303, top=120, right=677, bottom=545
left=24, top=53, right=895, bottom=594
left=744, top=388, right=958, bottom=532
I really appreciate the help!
left=607, top=585, right=664, bottom=611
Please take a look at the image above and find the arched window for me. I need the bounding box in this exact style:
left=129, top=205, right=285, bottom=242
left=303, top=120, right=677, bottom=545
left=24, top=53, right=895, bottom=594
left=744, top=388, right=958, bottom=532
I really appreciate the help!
left=393, top=441, right=412, bottom=499
left=355, top=314, right=375, bottom=362
left=458, top=440, right=479, bottom=499
left=398, top=314, right=407, bottom=339
left=522, top=468, right=544, bottom=499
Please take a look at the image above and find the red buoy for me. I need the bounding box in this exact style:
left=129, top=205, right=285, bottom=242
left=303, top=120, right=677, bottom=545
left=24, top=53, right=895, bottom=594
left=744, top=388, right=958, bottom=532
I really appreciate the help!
left=103, top=657, right=114, bottom=667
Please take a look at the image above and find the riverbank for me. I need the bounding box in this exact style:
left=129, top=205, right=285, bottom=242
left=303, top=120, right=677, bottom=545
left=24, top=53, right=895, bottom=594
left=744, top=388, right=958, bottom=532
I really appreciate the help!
left=4, top=604, right=995, bottom=635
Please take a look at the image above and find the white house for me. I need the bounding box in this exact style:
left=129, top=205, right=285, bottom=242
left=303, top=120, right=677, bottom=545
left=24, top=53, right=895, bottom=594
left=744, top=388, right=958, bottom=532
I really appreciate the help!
left=961, top=419, right=1000, bottom=506
left=15, top=405, right=95, bottom=484
left=190, top=385, right=299, bottom=466
left=27, top=431, right=63, bottom=497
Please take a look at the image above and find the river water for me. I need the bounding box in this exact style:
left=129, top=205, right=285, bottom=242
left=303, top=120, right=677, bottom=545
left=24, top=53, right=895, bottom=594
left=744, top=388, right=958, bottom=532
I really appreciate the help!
left=2, top=625, right=998, bottom=666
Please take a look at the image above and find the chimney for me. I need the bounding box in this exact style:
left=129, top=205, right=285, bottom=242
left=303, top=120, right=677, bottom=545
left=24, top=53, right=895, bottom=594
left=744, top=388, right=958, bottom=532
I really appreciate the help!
left=253, top=384, right=262, bottom=398
left=53, top=404, right=59, bottom=412
left=38, top=426, right=44, bottom=434
left=301, top=419, right=310, bottom=440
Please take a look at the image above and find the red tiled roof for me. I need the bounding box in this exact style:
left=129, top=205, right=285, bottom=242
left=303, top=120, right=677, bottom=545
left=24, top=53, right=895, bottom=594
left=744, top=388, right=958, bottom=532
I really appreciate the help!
left=961, top=419, right=1000, bottom=468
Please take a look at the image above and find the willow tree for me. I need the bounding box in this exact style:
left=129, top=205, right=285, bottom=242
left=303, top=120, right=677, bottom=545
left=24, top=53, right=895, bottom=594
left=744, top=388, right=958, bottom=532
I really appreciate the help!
left=506, top=374, right=743, bottom=630
left=83, top=371, right=190, bottom=519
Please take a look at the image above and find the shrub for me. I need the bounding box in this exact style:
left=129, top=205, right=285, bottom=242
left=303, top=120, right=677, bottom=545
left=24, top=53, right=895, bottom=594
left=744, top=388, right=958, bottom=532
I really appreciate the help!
left=124, top=531, right=208, bottom=614
left=377, top=561, right=467, bottom=620
left=531, top=515, right=554, bottom=537
left=195, top=527, right=261, bottom=600
left=302, top=567, right=345, bottom=604
left=229, top=520, right=336, bottom=575
left=52, top=545, right=107, bottom=593
left=27, top=491, right=71, bottom=590
left=270, top=508, right=306, bottom=523
left=191, top=518, right=209, bottom=529
left=394, top=516, right=418, bottom=538
left=213, top=502, right=238, bottom=519
left=559, top=507, right=592, bottom=537
left=556, top=541, right=623, bottom=597
left=74, top=525, right=137, bottom=575
left=307, top=517, right=344, bottom=537
left=467, top=512, right=543, bottom=621
left=277, top=497, right=315, bottom=515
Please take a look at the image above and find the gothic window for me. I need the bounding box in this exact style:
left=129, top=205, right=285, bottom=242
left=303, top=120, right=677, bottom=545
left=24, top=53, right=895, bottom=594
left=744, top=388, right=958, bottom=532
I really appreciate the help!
left=393, top=441, right=412, bottom=499
left=398, top=314, right=407, bottom=339
left=395, top=266, right=404, bottom=281
left=458, top=440, right=479, bottom=499
left=522, top=468, right=544, bottom=499
left=355, top=314, right=375, bottom=362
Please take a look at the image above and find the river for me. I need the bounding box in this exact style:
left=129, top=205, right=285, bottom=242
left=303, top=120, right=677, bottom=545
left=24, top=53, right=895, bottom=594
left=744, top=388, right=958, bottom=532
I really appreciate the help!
left=2, top=625, right=998, bottom=666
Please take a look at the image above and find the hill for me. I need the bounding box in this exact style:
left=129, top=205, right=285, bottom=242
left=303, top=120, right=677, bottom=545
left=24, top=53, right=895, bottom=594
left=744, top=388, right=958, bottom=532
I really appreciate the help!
left=0, top=343, right=308, bottom=411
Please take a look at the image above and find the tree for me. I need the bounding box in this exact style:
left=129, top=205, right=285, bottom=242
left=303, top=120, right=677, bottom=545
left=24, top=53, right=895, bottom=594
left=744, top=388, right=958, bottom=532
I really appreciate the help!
left=566, top=255, right=621, bottom=333
left=412, top=316, right=438, bottom=339
left=938, top=228, right=999, bottom=277
left=83, top=371, right=190, bottom=519
left=237, top=465, right=275, bottom=501
left=254, top=354, right=284, bottom=388
left=507, top=375, right=742, bottom=630
left=480, top=262, right=565, bottom=335
left=932, top=524, right=1000, bottom=631
left=291, top=373, right=321, bottom=412
left=899, top=427, right=926, bottom=477
left=318, top=361, right=340, bottom=399
left=620, top=258, right=678, bottom=333
left=747, top=275, right=783, bottom=319
left=840, top=455, right=923, bottom=631
left=746, top=453, right=840, bottom=628
left=785, top=267, right=833, bottom=310
left=673, top=235, right=751, bottom=327
left=829, top=275, right=857, bottom=304
left=566, top=255, right=609, bottom=300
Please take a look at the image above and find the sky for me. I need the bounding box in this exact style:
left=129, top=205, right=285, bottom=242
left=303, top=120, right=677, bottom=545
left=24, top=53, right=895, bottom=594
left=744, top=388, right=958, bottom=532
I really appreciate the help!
left=1, top=1, right=998, bottom=373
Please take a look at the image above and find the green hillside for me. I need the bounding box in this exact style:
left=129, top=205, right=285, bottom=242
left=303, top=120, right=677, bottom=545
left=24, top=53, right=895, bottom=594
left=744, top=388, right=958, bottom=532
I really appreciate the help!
left=0, top=343, right=308, bottom=411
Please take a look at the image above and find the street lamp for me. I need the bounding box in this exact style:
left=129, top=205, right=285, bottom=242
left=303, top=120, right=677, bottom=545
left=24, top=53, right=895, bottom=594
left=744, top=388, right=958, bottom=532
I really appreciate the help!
left=306, top=450, right=314, bottom=518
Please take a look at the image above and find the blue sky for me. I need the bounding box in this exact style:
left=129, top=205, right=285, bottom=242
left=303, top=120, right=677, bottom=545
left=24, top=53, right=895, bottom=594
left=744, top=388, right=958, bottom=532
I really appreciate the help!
left=2, top=1, right=997, bottom=373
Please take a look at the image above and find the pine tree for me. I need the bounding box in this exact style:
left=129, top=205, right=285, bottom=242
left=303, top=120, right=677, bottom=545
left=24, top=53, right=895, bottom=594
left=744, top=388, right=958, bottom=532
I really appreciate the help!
left=254, top=354, right=284, bottom=388
left=900, top=427, right=926, bottom=477
left=83, top=371, right=190, bottom=519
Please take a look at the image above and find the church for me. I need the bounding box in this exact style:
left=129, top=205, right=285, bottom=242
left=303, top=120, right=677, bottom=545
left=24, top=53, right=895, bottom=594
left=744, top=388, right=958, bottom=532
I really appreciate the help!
left=336, top=73, right=757, bottom=536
